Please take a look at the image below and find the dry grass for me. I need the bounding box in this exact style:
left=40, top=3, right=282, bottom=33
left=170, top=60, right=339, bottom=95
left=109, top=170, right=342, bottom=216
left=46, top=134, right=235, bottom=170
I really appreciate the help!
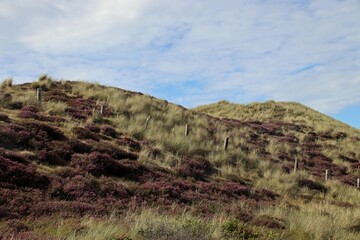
left=2, top=78, right=360, bottom=239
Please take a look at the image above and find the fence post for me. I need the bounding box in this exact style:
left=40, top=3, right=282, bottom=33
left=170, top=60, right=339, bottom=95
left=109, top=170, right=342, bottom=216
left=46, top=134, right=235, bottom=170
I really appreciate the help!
left=37, top=87, right=42, bottom=104
left=325, top=169, right=329, bottom=181
left=100, top=104, right=104, bottom=116
left=294, top=157, right=299, bottom=173
left=145, top=116, right=151, bottom=130
left=185, top=124, right=189, bottom=136
left=223, top=137, right=229, bottom=151
left=357, top=178, right=360, bottom=188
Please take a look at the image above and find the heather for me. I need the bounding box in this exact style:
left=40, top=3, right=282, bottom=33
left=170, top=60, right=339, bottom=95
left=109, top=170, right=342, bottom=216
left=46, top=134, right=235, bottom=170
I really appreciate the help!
left=0, top=77, right=360, bottom=239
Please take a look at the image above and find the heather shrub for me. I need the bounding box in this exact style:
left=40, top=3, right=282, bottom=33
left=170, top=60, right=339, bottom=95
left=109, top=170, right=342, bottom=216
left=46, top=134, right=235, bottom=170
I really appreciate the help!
left=0, top=148, right=28, bottom=164
left=24, top=122, right=66, bottom=149
left=69, top=139, right=92, bottom=153
left=177, top=157, right=214, bottom=180
left=18, top=105, right=65, bottom=122
left=0, top=123, right=31, bottom=147
left=0, top=155, right=49, bottom=189
left=87, top=152, right=140, bottom=179
left=44, top=90, right=70, bottom=102
left=72, top=127, right=100, bottom=141
left=98, top=177, right=129, bottom=199
left=101, top=125, right=117, bottom=137
left=91, top=141, right=138, bottom=160
left=116, top=137, right=141, bottom=151
left=71, top=152, right=117, bottom=177
left=298, top=179, right=327, bottom=192
left=32, top=200, right=102, bottom=217
left=27, top=121, right=65, bottom=140
left=70, top=153, right=98, bottom=175
left=61, top=175, right=102, bottom=201
left=0, top=113, right=10, bottom=122
left=67, top=98, right=97, bottom=120
left=135, top=180, right=196, bottom=204
left=18, top=105, right=39, bottom=119
left=38, top=149, right=67, bottom=165
left=86, top=124, right=101, bottom=133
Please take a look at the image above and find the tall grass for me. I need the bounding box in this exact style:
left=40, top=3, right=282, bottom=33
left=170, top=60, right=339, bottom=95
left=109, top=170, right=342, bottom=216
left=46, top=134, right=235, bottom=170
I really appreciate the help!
left=1, top=78, right=13, bottom=90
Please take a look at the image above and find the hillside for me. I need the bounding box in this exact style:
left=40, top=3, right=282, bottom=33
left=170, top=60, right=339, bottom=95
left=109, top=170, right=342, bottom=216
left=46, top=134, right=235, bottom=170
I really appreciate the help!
left=195, top=100, right=360, bottom=135
left=1, top=76, right=360, bottom=239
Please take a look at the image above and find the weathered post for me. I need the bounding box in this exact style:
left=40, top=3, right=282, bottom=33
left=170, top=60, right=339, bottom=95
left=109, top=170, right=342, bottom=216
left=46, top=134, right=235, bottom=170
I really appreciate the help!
left=100, top=104, right=104, bottom=116
left=145, top=116, right=151, bottom=130
left=357, top=178, right=360, bottom=188
left=223, top=137, right=229, bottom=151
left=294, top=157, right=299, bottom=173
left=185, top=124, right=189, bottom=136
left=37, top=87, right=42, bottom=104
left=325, top=169, right=329, bottom=181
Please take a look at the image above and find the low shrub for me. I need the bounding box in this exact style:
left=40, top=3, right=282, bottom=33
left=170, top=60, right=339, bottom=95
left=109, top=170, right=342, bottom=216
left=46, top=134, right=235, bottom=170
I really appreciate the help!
left=86, top=124, right=101, bottom=133
left=101, top=125, right=117, bottom=137
left=116, top=137, right=141, bottom=151
left=92, top=141, right=138, bottom=160
left=0, top=155, right=49, bottom=189
left=0, top=113, right=10, bottom=122
left=18, top=105, right=65, bottom=122
left=298, top=179, right=327, bottom=192
left=0, top=123, right=31, bottom=147
left=0, top=148, right=28, bottom=164
left=69, top=139, right=92, bottom=153
left=72, top=127, right=100, bottom=141
left=177, top=157, right=214, bottom=180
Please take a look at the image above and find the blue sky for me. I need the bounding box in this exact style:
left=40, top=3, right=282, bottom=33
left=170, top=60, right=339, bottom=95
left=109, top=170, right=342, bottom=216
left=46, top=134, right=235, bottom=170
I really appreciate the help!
left=0, top=0, right=359, bottom=129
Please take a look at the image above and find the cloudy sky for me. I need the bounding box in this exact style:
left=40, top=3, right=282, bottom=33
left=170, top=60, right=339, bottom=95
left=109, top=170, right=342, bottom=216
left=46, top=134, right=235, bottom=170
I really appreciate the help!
left=1, top=0, right=359, bottom=128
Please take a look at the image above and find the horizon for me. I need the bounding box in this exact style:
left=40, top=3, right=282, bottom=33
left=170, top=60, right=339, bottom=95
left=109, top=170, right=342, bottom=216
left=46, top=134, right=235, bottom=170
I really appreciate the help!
left=1, top=0, right=359, bottom=129
left=8, top=78, right=360, bottom=130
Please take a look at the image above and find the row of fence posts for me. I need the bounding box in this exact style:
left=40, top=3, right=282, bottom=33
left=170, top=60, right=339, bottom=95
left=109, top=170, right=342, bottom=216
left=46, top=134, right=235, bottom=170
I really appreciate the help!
left=35, top=88, right=360, bottom=189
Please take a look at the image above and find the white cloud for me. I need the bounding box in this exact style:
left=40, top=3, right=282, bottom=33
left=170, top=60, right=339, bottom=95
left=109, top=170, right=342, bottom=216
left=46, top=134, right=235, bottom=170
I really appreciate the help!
left=0, top=0, right=359, bottom=114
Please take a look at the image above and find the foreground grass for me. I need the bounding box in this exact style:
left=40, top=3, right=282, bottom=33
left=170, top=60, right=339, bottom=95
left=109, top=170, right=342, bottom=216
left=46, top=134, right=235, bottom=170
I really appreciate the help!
left=1, top=77, right=360, bottom=239
left=2, top=201, right=360, bottom=240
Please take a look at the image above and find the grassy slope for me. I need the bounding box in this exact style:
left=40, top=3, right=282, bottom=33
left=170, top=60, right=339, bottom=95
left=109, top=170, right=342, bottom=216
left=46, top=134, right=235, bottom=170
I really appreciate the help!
left=1, top=77, right=360, bottom=239
left=194, top=100, right=360, bottom=135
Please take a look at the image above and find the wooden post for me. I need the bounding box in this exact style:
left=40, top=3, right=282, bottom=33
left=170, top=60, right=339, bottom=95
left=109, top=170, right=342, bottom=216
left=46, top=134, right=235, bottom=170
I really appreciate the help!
left=100, top=104, right=104, bottom=116
left=294, top=157, right=299, bottom=173
left=223, top=137, right=229, bottom=151
left=325, top=169, right=329, bottom=180
left=145, top=116, right=151, bottom=130
left=357, top=178, right=360, bottom=188
left=185, top=124, right=189, bottom=136
left=37, top=87, right=42, bottom=104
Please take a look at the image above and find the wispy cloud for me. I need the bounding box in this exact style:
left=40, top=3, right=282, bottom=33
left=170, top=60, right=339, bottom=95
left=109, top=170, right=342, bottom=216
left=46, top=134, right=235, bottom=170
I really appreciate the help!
left=0, top=0, right=359, bottom=114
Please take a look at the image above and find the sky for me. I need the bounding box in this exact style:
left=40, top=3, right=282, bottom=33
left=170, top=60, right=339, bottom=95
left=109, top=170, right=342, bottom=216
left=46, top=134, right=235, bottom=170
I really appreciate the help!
left=0, top=0, right=359, bottom=129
